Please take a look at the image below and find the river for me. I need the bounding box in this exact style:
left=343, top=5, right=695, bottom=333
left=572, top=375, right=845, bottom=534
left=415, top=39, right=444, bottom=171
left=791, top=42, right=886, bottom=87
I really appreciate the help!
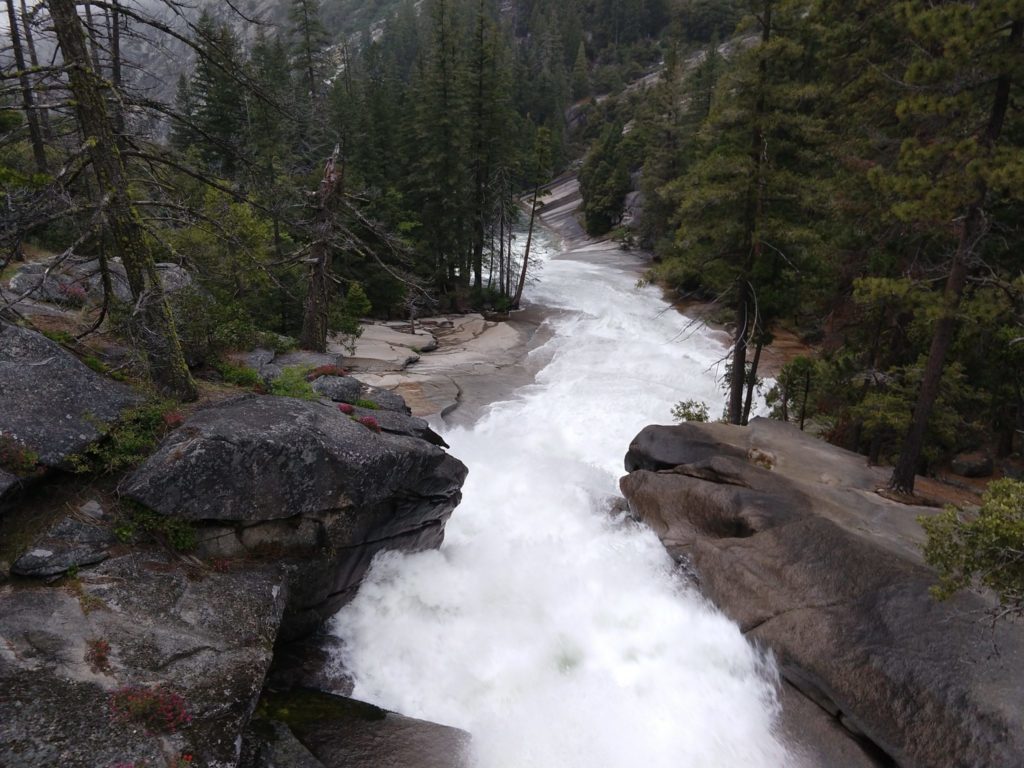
left=330, top=226, right=794, bottom=767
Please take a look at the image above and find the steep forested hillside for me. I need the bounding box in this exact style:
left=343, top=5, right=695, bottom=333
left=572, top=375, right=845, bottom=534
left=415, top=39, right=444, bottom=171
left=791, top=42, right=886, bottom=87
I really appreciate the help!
left=3, top=0, right=1023, bottom=496
left=578, top=0, right=1024, bottom=498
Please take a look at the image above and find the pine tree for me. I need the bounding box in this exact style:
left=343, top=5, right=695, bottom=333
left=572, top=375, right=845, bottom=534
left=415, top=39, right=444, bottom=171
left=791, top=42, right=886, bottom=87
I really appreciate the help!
left=668, top=0, right=828, bottom=424
left=412, top=0, right=471, bottom=294
left=571, top=41, right=590, bottom=101
left=579, top=121, right=631, bottom=236
left=4, top=0, right=47, bottom=173
left=886, top=2, right=1024, bottom=494
left=190, top=10, right=247, bottom=174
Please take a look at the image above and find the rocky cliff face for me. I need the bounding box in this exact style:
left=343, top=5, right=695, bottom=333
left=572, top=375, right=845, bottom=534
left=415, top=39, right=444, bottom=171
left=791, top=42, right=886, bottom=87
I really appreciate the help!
left=620, top=418, right=1024, bottom=768
left=0, top=322, right=468, bottom=767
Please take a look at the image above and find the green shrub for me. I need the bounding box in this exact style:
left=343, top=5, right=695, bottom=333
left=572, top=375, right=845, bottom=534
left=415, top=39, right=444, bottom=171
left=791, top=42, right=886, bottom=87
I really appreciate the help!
left=921, top=479, right=1024, bottom=621
left=71, top=400, right=176, bottom=474
left=0, top=434, right=39, bottom=475
left=353, top=398, right=379, bottom=410
left=82, top=355, right=109, bottom=375
left=114, top=501, right=197, bottom=553
left=671, top=399, right=710, bottom=423
left=42, top=329, right=76, bottom=346
left=269, top=367, right=317, bottom=400
left=214, top=360, right=261, bottom=388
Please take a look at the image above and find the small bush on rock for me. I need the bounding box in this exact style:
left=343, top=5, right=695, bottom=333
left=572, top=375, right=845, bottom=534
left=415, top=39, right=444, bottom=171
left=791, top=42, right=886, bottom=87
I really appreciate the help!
left=0, top=434, right=39, bottom=476
left=115, top=501, right=197, bottom=552
left=71, top=401, right=177, bottom=475
left=921, top=478, right=1024, bottom=622
left=214, top=360, right=261, bottom=388
left=339, top=403, right=355, bottom=415
left=306, top=364, right=348, bottom=381
left=269, top=366, right=317, bottom=400
left=353, top=398, right=379, bottom=410
left=86, top=638, right=112, bottom=674
left=671, top=399, right=710, bottom=423
left=109, top=685, right=190, bottom=734
left=358, top=416, right=382, bottom=434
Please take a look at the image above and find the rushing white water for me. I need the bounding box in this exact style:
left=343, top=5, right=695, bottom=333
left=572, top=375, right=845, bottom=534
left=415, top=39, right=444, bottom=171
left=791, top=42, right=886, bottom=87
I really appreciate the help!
left=331, top=231, right=794, bottom=768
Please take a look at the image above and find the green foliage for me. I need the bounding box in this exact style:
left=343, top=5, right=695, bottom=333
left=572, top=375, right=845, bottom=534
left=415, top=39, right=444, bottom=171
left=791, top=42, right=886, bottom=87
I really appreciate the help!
left=269, top=367, right=318, bottom=400
left=921, top=479, right=1024, bottom=620
left=0, top=435, right=40, bottom=476
left=766, top=356, right=819, bottom=428
left=329, top=282, right=372, bottom=353
left=42, top=329, right=76, bottom=346
left=115, top=502, right=198, bottom=553
left=70, top=401, right=177, bottom=475
left=214, top=360, right=261, bottom=388
left=353, top=398, right=380, bottom=410
left=80, top=356, right=106, bottom=375
left=671, top=399, right=710, bottom=423
left=171, top=287, right=294, bottom=365
left=579, top=121, right=631, bottom=236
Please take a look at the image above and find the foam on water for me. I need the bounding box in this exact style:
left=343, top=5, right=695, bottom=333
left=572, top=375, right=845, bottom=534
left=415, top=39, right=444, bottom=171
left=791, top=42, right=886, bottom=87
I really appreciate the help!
left=331, top=231, right=794, bottom=768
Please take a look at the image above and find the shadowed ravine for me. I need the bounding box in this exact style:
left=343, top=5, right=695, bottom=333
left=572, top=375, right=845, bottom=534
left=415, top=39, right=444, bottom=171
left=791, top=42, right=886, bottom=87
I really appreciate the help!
left=330, top=225, right=796, bottom=767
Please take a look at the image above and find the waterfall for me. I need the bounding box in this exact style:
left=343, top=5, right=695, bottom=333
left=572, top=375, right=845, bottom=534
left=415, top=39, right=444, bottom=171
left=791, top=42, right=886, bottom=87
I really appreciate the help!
left=331, top=229, right=793, bottom=768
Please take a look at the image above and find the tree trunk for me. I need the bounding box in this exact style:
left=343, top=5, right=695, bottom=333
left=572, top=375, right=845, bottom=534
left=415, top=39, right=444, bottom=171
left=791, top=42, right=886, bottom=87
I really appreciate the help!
left=889, top=19, right=1021, bottom=494
left=798, top=366, right=811, bottom=431
left=83, top=2, right=104, bottom=73
left=49, top=0, right=197, bottom=401
left=741, top=339, right=763, bottom=425
left=299, top=147, right=343, bottom=352
left=727, top=280, right=750, bottom=424
left=729, top=0, right=771, bottom=425
left=5, top=0, right=47, bottom=174
left=109, top=0, right=125, bottom=139
left=512, top=184, right=539, bottom=310
left=19, top=0, right=53, bottom=142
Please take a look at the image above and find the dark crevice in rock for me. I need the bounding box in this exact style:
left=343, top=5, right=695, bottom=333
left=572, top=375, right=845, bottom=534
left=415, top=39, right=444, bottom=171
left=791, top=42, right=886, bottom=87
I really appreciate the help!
left=661, top=463, right=752, bottom=488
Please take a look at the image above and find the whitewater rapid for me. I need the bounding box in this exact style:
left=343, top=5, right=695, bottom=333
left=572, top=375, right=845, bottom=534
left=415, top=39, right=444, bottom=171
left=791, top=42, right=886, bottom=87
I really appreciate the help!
left=331, top=231, right=793, bottom=767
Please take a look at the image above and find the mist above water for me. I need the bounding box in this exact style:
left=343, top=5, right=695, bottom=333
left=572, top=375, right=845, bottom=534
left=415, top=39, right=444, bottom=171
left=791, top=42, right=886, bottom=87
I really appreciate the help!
left=331, top=231, right=793, bottom=768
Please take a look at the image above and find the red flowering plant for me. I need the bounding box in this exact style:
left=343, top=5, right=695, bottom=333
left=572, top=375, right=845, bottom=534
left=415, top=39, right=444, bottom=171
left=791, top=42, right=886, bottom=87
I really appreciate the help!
left=306, top=364, right=349, bottom=381
left=86, top=638, right=112, bottom=674
left=162, top=410, right=185, bottom=429
left=338, top=403, right=355, bottom=415
left=109, top=685, right=191, bottom=734
left=57, top=281, right=88, bottom=307
left=357, top=416, right=381, bottom=434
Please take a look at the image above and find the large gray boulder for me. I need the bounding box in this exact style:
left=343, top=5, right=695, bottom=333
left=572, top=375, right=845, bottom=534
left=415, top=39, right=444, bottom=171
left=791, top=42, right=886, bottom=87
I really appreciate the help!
left=122, top=395, right=466, bottom=636
left=0, top=322, right=142, bottom=490
left=8, top=256, right=190, bottom=307
left=253, top=690, right=470, bottom=768
left=0, top=552, right=288, bottom=768
left=620, top=418, right=1024, bottom=768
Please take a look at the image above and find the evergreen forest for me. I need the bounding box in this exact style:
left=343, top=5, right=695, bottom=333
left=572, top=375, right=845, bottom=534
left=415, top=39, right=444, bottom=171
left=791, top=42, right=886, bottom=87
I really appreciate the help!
left=2, top=0, right=1023, bottom=498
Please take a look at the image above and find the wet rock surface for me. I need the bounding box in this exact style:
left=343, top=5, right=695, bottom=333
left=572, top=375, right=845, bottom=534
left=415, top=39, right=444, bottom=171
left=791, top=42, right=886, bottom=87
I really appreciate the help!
left=252, top=689, right=470, bottom=768
left=621, top=418, right=1024, bottom=768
